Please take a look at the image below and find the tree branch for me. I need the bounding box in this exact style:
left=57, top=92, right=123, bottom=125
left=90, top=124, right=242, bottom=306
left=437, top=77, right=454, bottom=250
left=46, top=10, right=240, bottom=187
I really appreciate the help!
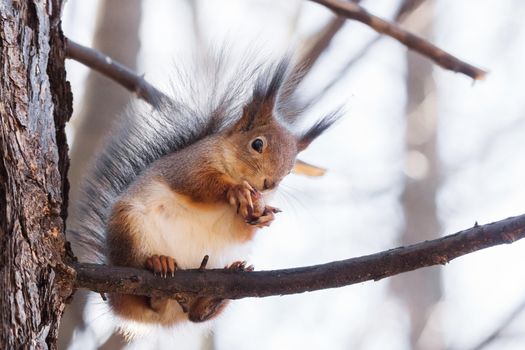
left=293, top=16, right=346, bottom=85
left=308, top=0, right=487, bottom=80
left=65, top=39, right=169, bottom=107
left=304, top=0, right=427, bottom=106
left=292, top=0, right=363, bottom=90
left=74, top=213, right=525, bottom=300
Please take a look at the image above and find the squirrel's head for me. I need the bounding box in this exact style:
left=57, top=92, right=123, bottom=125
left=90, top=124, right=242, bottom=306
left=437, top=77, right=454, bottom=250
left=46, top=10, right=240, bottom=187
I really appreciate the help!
left=221, top=58, right=340, bottom=192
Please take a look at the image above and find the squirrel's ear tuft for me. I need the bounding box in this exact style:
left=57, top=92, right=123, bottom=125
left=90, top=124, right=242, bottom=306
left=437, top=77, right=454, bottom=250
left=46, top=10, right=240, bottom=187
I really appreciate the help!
left=232, top=58, right=291, bottom=132
left=264, top=57, right=290, bottom=105
left=297, top=110, right=342, bottom=151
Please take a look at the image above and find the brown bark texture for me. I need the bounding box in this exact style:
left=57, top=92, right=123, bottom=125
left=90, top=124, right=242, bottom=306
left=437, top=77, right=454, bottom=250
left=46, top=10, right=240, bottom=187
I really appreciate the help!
left=0, top=0, right=73, bottom=348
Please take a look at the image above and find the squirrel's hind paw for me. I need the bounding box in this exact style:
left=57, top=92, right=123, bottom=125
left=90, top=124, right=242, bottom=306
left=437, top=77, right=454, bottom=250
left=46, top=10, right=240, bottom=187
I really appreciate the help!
left=226, top=260, right=255, bottom=272
left=188, top=297, right=228, bottom=323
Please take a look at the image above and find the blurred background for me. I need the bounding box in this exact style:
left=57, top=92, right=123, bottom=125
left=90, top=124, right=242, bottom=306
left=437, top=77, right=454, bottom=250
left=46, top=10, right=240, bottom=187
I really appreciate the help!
left=60, top=0, right=525, bottom=349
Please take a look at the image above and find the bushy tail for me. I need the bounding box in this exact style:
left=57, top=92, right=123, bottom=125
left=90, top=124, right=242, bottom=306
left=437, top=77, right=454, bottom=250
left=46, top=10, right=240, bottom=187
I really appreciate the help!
left=66, top=53, right=260, bottom=263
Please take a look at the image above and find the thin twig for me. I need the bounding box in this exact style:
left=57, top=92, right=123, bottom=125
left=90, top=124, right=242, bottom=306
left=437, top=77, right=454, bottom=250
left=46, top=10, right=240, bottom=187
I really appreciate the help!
left=309, top=0, right=487, bottom=80
left=198, top=255, right=209, bottom=271
left=396, top=0, right=427, bottom=20
left=292, top=0, right=364, bottom=88
left=302, top=16, right=346, bottom=67
left=470, top=297, right=525, bottom=350
left=307, top=0, right=427, bottom=105
left=65, top=39, right=170, bottom=107
left=74, top=213, right=525, bottom=300
left=307, top=36, right=380, bottom=106
left=294, top=16, right=346, bottom=83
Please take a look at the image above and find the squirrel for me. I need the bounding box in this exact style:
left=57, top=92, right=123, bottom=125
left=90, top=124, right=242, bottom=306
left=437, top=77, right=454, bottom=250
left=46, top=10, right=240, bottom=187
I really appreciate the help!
left=68, top=56, right=339, bottom=334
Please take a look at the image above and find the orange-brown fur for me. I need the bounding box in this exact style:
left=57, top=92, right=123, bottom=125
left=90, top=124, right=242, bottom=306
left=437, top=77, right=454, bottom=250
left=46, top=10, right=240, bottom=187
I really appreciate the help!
left=105, top=115, right=296, bottom=326
left=102, top=60, right=337, bottom=331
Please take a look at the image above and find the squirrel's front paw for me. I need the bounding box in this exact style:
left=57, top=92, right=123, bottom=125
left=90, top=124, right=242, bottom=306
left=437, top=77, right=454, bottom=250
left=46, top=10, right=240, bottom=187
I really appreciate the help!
left=227, top=181, right=261, bottom=219
left=227, top=181, right=281, bottom=227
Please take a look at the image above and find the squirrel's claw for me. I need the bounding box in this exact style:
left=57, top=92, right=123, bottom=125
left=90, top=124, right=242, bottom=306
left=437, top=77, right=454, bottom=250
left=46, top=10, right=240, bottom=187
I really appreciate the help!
left=145, top=254, right=177, bottom=278
left=227, top=182, right=259, bottom=219
left=241, top=181, right=255, bottom=210
left=265, top=205, right=282, bottom=214
left=226, top=260, right=255, bottom=272
left=248, top=213, right=273, bottom=228
left=247, top=205, right=280, bottom=228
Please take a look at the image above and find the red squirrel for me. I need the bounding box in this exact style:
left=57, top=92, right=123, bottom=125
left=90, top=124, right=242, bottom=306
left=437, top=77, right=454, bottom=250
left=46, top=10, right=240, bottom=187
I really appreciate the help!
left=69, top=57, right=339, bottom=334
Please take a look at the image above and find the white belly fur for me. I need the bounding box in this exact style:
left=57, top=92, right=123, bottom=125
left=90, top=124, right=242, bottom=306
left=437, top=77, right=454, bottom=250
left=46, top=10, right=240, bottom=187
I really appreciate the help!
left=128, top=180, right=253, bottom=269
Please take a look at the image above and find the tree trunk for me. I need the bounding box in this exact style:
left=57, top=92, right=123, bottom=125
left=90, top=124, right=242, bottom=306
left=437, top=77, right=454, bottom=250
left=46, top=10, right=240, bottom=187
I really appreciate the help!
left=391, top=2, right=443, bottom=349
left=0, top=0, right=73, bottom=348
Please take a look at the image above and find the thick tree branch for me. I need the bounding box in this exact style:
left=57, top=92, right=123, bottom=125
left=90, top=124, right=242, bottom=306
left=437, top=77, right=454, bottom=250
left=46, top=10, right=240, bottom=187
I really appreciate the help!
left=308, top=0, right=487, bottom=80
left=65, top=39, right=169, bottom=107
left=74, top=213, right=525, bottom=300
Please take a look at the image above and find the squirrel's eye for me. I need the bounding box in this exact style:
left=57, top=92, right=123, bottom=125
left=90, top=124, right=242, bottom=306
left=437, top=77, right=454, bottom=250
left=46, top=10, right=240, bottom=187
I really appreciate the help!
left=251, top=138, right=264, bottom=153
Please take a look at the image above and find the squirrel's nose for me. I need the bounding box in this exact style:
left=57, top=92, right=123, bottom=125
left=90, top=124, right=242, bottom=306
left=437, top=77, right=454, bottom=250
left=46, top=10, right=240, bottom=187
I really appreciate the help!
left=263, top=179, right=274, bottom=190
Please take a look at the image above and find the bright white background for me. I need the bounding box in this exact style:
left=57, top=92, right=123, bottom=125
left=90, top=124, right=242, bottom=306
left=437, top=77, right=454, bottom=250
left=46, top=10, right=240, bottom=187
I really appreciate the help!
left=62, top=0, right=525, bottom=349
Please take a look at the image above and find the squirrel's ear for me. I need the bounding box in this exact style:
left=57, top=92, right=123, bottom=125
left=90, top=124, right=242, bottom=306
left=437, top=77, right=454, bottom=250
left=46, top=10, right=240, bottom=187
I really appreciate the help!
left=231, top=92, right=270, bottom=132
left=231, top=59, right=290, bottom=132
left=297, top=111, right=341, bottom=151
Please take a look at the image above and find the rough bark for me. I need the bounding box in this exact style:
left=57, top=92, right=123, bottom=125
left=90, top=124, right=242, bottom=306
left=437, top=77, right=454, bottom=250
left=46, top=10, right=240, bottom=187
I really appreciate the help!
left=0, top=0, right=73, bottom=348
